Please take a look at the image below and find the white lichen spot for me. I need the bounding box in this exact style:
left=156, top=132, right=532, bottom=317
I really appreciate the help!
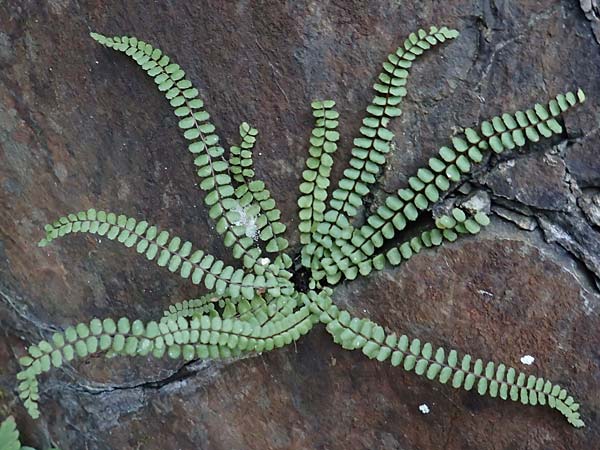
left=520, top=355, right=535, bottom=365
left=258, top=257, right=270, bottom=266
left=418, top=404, right=430, bottom=414
left=232, top=203, right=259, bottom=240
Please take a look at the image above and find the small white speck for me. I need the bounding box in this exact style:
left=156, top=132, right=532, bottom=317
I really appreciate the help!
left=95, top=60, right=99, bottom=64
left=419, top=404, right=430, bottom=414
left=520, top=355, right=535, bottom=365
left=258, top=257, right=270, bottom=266
left=478, top=289, right=494, bottom=299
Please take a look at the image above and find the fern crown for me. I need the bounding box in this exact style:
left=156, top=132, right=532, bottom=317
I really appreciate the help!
left=15, top=25, right=586, bottom=429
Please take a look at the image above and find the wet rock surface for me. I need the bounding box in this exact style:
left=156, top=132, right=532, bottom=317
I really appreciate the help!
left=1, top=1, right=599, bottom=449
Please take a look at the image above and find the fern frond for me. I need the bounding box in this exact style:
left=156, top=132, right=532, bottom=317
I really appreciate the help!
left=0, top=416, right=20, bottom=450
left=297, top=100, right=339, bottom=246
left=17, top=304, right=318, bottom=418
left=165, top=291, right=299, bottom=329
left=39, top=209, right=293, bottom=299
left=229, top=122, right=289, bottom=257
left=162, top=296, right=218, bottom=322
left=319, top=208, right=489, bottom=279
left=90, top=33, right=279, bottom=276
left=320, top=90, right=585, bottom=277
left=381, top=208, right=489, bottom=269
left=306, top=292, right=584, bottom=428
left=230, top=122, right=259, bottom=184
left=314, top=26, right=459, bottom=246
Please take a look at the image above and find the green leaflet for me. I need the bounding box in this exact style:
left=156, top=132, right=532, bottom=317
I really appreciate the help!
left=19, top=27, right=587, bottom=430
left=0, top=416, right=62, bottom=450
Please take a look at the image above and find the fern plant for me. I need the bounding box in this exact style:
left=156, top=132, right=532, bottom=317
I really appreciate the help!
left=15, top=26, right=587, bottom=428
left=0, top=416, right=60, bottom=450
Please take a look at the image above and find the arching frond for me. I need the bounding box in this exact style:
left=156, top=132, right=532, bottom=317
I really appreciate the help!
left=306, top=291, right=584, bottom=428
left=39, top=209, right=293, bottom=299
left=89, top=32, right=287, bottom=276
left=17, top=303, right=318, bottom=418
left=317, top=90, right=585, bottom=277
left=313, top=26, right=460, bottom=247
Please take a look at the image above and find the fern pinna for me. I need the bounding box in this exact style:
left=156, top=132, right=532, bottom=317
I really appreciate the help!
left=0, top=416, right=60, bottom=450
left=16, top=26, right=586, bottom=428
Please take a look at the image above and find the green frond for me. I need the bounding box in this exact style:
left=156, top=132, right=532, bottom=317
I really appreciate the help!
left=298, top=100, right=339, bottom=245
left=39, top=209, right=293, bottom=299
left=162, top=296, right=219, bottom=321
left=164, top=291, right=299, bottom=329
left=0, top=416, right=61, bottom=450
left=229, top=122, right=289, bottom=257
left=17, top=304, right=318, bottom=418
left=314, top=26, right=459, bottom=246
left=90, top=32, right=281, bottom=275
left=305, top=291, right=584, bottom=428
left=0, top=416, right=20, bottom=450
left=317, top=89, right=585, bottom=277
left=335, top=208, right=489, bottom=278
left=230, top=122, right=259, bottom=183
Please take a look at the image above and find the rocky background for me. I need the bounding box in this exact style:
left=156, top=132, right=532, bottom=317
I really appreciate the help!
left=1, top=1, right=599, bottom=449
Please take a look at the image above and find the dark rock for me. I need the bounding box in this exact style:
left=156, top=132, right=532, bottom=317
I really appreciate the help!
left=579, top=191, right=600, bottom=227
left=491, top=205, right=538, bottom=231
left=1, top=1, right=599, bottom=449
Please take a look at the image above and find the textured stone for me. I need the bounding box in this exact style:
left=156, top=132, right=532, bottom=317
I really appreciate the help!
left=1, top=1, right=599, bottom=449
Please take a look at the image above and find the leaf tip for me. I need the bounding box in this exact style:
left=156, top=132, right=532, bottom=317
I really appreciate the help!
left=90, top=32, right=107, bottom=45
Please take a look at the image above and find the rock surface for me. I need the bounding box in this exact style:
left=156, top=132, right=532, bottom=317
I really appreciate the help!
left=1, top=1, right=599, bottom=449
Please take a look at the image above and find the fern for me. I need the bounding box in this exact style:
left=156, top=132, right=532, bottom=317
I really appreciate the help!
left=0, top=416, right=60, bottom=450
left=14, top=27, right=587, bottom=429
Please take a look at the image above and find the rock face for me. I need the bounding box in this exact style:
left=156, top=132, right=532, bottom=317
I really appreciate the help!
left=1, top=1, right=599, bottom=449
